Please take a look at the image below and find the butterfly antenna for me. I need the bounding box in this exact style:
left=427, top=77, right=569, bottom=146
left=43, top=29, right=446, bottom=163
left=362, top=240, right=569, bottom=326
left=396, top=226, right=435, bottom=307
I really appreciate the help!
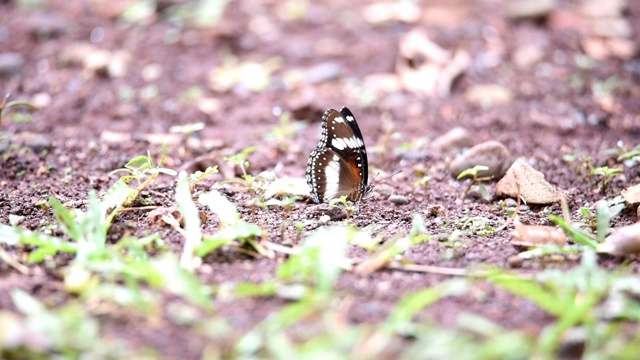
left=377, top=170, right=402, bottom=182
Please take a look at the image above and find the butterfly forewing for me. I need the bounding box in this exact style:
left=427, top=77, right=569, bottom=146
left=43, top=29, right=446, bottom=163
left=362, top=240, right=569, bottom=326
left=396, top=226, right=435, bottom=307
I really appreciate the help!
left=306, top=107, right=370, bottom=203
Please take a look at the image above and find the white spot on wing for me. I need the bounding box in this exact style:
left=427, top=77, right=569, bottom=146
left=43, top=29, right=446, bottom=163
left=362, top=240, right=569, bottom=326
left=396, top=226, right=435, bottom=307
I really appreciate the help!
left=332, top=138, right=346, bottom=150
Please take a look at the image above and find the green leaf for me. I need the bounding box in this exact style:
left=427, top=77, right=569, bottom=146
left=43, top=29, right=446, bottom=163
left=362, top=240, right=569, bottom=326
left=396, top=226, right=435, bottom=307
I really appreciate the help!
left=457, top=165, right=489, bottom=180
left=488, top=273, right=568, bottom=316
left=596, top=200, right=610, bottom=243
left=0, top=225, right=78, bottom=261
left=176, top=175, right=202, bottom=270
left=384, top=279, right=468, bottom=333
left=12, top=288, right=46, bottom=315
left=196, top=236, right=233, bottom=257
left=125, top=155, right=152, bottom=171
left=199, top=190, right=240, bottom=226
left=49, top=196, right=80, bottom=241
left=549, top=214, right=598, bottom=248
left=277, top=226, right=348, bottom=294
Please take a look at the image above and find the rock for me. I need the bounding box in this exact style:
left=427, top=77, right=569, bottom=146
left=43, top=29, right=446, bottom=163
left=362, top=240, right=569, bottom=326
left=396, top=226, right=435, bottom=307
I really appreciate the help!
left=307, top=204, right=347, bottom=221
left=581, top=38, right=610, bottom=60
left=363, top=2, right=421, bottom=24
left=579, top=0, right=626, bottom=17
left=430, top=127, right=473, bottom=153
left=495, top=158, right=564, bottom=204
left=507, top=255, right=524, bottom=268
left=587, top=18, right=631, bottom=38
left=598, top=223, right=640, bottom=256
left=505, top=0, right=556, bottom=20
left=373, top=184, right=394, bottom=198
left=449, top=141, right=513, bottom=180
left=512, top=44, right=545, bottom=69
left=426, top=204, right=445, bottom=217
left=504, top=198, right=518, bottom=208
left=59, top=43, right=131, bottom=78
left=0, top=52, right=25, bottom=77
left=302, top=62, right=342, bottom=84
left=606, top=38, right=637, bottom=59
left=464, top=84, right=512, bottom=107
left=26, top=14, right=69, bottom=39
left=22, top=133, right=53, bottom=154
left=388, top=194, right=410, bottom=205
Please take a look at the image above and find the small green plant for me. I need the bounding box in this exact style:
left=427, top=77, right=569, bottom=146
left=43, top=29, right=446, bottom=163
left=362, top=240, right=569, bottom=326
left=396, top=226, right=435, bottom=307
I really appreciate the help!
left=565, top=154, right=622, bottom=192
left=457, top=216, right=495, bottom=237
left=329, top=195, right=356, bottom=218
left=170, top=121, right=205, bottom=154
left=591, top=166, right=622, bottom=193
left=225, top=146, right=257, bottom=177
left=188, top=165, right=219, bottom=191
left=412, top=175, right=432, bottom=189
left=267, top=110, right=306, bottom=142
left=488, top=250, right=640, bottom=357
left=223, top=146, right=267, bottom=195
left=196, top=190, right=269, bottom=258
left=110, top=143, right=177, bottom=205
left=0, top=93, right=39, bottom=125
left=457, top=165, right=492, bottom=200
left=614, top=142, right=640, bottom=167
left=592, top=75, right=619, bottom=100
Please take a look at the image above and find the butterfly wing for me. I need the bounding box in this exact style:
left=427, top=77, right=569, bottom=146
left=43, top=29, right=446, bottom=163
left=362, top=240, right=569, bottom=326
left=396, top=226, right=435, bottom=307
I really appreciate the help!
left=306, top=107, right=369, bottom=203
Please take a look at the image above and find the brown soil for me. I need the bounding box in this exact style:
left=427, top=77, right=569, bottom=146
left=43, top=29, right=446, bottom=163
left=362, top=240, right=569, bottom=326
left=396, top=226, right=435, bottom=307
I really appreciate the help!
left=1, top=0, right=640, bottom=358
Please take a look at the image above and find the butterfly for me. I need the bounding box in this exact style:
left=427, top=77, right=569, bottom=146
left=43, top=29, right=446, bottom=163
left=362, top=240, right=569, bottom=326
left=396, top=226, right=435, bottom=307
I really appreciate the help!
left=306, top=107, right=372, bottom=203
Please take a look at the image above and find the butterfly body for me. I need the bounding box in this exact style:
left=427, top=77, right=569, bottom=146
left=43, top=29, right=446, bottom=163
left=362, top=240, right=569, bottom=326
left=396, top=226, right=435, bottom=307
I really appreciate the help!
left=306, top=107, right=371, bottom=203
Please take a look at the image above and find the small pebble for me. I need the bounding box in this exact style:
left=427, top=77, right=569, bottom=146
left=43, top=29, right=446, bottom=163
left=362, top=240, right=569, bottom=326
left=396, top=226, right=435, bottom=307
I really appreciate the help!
left=0, top=52, right=25, bottom=76
left=374, top=184, right=394, bottom=198
left=449, top=140, right=513, bottom=180
left=430, top=127, right=473, bottom=154
left=504, top=198, right=518, bottom=207
left=308, top=204, right=347, bottom=221
left=426, top=204, right=446, bottom=217
left=464, top=84, right=512, bottom=107
left=465, top=252, right=486, bottom=261
left=389, top=194, right=410, bottom=205
left=505, top=0, right=556, bottom=20
left=23, top=134, right=53, bottom=154
left=507, top=255, right=524, bottom=268
left=27, top=14, right=69, bottom=39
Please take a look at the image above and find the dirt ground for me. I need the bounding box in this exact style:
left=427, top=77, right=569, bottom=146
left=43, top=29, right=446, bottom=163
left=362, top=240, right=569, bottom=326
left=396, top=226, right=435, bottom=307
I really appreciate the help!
left=2, top=0, right=640, bottom=358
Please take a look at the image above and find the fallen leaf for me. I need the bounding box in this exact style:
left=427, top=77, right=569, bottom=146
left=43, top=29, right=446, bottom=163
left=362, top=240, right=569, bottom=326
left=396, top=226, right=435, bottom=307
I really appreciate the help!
left=598, top=223, right=640, bottom=256
left=621, top=184, right=640, bottom=204
left=396, top=30, right=470, bottom=97
left=511, top=217, right=567, bottom=248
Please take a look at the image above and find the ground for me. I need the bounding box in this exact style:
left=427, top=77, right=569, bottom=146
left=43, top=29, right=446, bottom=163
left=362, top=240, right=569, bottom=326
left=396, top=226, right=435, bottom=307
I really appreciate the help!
left=1, top=0, right=640, bottom=359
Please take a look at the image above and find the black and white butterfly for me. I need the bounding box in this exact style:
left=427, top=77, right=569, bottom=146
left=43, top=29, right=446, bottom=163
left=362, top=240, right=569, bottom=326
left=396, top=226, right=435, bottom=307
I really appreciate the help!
left=306, top=107, right=372, bottom=203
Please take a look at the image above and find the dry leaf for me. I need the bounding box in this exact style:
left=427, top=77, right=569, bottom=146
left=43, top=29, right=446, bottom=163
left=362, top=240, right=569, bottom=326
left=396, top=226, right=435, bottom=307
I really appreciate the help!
left=621, top=184, right=640, bottom=204
left=396, top=30, right=470, bottom=97
left=148, top=207, right=183, bottom=228
left=495, top=158, right=564, bottom=204
left=598, top=223, right=640, bottom=256
left=363, top=2, right=420, bottom=24
left=511, top=217, right=567, bottom=248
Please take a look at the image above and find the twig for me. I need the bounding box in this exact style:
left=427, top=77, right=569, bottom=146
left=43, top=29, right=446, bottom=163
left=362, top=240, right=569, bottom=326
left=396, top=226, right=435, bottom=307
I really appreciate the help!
left=119, top=206, right=162, bottom=212
left=387, top=262, right=534, bottom=279
left=494, top=174, right=522, bottom=232
left=0, top=247, right=30, bottom=275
